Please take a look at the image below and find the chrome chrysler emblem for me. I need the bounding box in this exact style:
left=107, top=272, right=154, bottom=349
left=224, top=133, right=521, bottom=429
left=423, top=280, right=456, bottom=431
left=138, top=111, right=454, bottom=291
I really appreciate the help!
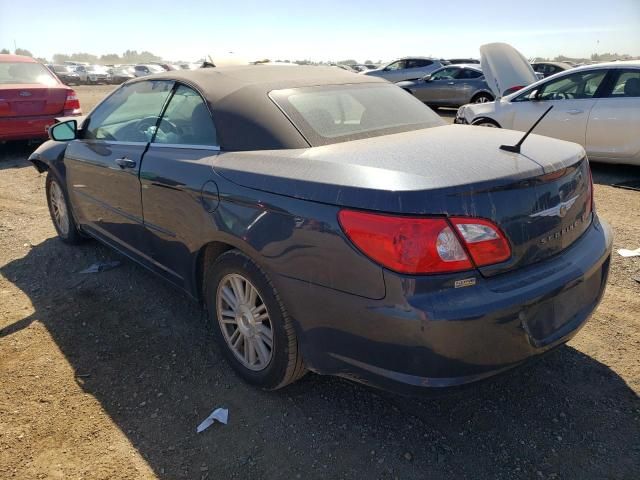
left=531, top=195, right=579, bottom=218
left=19, top=91, right=32, bottom=97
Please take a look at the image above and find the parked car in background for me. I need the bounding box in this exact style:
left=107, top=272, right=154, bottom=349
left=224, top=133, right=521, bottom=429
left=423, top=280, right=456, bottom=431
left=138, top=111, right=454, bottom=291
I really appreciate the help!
left=74, top=64, right=111, bottom=84
left=361, top=57, right=444, bottom=82
left=456, top=58, right=640, bottom=165
left=30, top=65, right=611, bottom=394
left=397, top=64, right=494, bottom=108
left=133, top=64, right=166, bottom=77
left=531, top=62, right=573, bottom=78
left=0, top=54, right=81, bottom=141
left=446, top=58, right=480, bottom=65
left=351, top=64, right=377, bottom=72
left=109, top=66, right=136, bottom=84
left=46, top=64, right=81, bottom=86
left=151, top=62, right=178, bottom=71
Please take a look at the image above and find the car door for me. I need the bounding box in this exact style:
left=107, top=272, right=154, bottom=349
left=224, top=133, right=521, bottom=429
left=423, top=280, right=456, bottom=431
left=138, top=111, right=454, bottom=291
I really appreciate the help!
left=381, top=60, right=407, bottom=82
left=586, top=68, right=640, bottom=163
left=139, top=83, right=220, bottom=288
left=418, top=67, right=460, bottom=105
left=64, top=79, right=174, bottom=256
left=405, top=59, right=434, bottom=80
left=450, top=68, right=484, bottom=105
left=509, top=69, right=609, bottom=147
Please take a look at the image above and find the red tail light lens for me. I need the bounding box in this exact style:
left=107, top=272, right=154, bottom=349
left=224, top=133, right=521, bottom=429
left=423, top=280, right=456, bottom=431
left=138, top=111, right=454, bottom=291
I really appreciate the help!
left=63, top=90, right=81, bottom=115
left=450, top=218, right=511, bottom=266
left=338, top=211, right=472, bottom=274
left=503, top=85, right=524, bottom=96
left=338, top=210, right=512, bottom=275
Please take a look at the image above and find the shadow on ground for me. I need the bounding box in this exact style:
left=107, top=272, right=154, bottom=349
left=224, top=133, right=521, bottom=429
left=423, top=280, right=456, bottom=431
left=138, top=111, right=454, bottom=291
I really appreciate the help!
left=0, top=141, right=39, bottom=170
left=1, top=237, right=638, bottom=479
left=590, top=162, right=640, bottom=187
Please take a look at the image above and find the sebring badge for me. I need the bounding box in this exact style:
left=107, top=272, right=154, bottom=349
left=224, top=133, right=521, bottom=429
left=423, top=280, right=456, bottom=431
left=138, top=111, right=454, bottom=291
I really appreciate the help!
left=530, top=195, right=578, bottom=219
left=19, top=91, right=32, bottom=97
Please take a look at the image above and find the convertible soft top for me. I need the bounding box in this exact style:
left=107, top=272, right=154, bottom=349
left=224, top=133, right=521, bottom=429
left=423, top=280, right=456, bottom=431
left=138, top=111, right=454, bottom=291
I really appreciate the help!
left=139, top=65, right=386, bottom=150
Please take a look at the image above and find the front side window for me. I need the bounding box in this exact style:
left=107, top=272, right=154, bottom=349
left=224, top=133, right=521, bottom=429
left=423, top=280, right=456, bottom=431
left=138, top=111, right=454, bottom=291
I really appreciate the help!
left=0, top=62, right=58, bottom=86
left=153, top=85, right=218, bottom=146
left=431, top=67, right=459, bottom=80
left=515, top=70, right=607, bottom=102
left=407, top=59, right=433, bottom=69
left=608, top=70, right=640, bottom=97
left=270, top=83, right=443, bottom=146
left=385, top=61, right=406, bottom=71
left=84, top=80, right=173, bottom=142
left=459, top=69, right=483, bottom=79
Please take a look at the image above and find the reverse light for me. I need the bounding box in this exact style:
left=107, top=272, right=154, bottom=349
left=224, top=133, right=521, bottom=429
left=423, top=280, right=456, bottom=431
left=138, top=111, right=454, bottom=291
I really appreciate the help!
left=338, top=210, right=511, bottom=275
left=450, top=218, right=511, bottom=266
left=63, top=90, right=82, bottom=115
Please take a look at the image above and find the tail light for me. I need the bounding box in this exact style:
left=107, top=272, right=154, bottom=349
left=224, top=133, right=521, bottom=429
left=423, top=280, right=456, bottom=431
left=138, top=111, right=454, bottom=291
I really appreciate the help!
left=338, top=210, right=511, bottom=275
left=449, top=218, right=511, bottom=266
left=503, top=85, right=525, bottom=96
left=586, top=164, right=594, bottom=216
left=63, top=90, right=81, bottom=115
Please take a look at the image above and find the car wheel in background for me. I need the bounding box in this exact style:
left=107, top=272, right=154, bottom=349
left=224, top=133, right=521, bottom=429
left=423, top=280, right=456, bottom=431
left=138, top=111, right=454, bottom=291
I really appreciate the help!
left=471, top=92, right=494, bottom=104
left=472, top=118, right=501, bottom=128
left=205, top=250, right=306, bottom=390
left=45, top=172, right=85, bottom=244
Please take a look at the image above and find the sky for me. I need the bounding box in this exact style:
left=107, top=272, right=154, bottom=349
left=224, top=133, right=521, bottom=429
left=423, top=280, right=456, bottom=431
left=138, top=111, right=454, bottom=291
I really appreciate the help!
left=1, top=0, right=639, bottom=62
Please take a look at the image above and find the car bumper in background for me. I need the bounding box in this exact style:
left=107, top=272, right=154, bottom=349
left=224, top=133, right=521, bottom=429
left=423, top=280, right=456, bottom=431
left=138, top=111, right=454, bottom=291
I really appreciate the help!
left=0, top=115, right=60, bottom=141
left=278, top=216, right=612, bottom=394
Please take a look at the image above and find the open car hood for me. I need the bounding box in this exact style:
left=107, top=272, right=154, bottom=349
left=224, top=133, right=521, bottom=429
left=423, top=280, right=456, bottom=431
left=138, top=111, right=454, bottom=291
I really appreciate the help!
left=480, top=43, right=537, bottom=98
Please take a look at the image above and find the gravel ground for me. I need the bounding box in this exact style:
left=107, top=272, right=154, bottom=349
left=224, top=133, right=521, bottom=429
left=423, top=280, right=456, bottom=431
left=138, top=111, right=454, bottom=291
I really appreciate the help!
left=0, top=86, right=639, bottom=480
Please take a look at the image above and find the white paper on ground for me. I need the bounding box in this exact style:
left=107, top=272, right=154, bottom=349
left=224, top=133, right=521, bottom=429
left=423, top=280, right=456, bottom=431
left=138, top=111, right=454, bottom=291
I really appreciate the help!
left=196, top=408, right=229, bottom=433
left=617, top=248, right=640, bottom=258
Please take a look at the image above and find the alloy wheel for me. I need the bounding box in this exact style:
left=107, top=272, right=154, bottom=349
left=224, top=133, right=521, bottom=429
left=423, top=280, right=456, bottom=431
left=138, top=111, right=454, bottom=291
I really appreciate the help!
left=216, top=273, right=274, bottom=371
left=49, top=180, right=70, bottom=236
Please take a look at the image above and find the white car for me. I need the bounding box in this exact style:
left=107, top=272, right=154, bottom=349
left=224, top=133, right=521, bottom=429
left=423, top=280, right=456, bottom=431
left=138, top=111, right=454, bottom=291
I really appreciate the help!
left=456, top=53, right=640, bottom=166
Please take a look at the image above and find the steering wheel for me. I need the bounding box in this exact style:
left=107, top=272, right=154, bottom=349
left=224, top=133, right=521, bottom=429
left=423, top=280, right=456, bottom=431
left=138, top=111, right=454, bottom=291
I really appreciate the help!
left=135, top=116, right=180, bottom=138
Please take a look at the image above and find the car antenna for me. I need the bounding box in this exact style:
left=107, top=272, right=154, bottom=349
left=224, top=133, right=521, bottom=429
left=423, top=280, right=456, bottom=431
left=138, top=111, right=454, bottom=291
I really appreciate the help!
left=500, top=105, right=554, bottom=154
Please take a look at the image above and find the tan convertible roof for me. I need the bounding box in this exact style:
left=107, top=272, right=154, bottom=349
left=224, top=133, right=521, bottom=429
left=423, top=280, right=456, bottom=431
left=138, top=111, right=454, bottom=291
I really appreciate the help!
left=137, top=65, right=386, bottom=151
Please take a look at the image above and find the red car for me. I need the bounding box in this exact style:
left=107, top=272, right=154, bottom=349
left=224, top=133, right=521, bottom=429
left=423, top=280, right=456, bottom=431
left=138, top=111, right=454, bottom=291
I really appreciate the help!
left=0, top=54, right=81, bottom=141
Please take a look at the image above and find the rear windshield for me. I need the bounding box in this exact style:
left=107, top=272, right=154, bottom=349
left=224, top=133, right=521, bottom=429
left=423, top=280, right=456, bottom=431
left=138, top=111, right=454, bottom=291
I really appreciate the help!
left=270, top=83, right=444, bottom=146
left=0, top=62, right=58, bottom=86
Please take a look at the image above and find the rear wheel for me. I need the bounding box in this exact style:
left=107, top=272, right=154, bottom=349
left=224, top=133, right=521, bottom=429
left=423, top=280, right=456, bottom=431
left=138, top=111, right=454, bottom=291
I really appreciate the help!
left=471, top=92, right=494, bottom=104
left=472, top=118, right=501, bottom=128
left=46, top=172, right=85, bottom=244
left=205, top=250, right=306, bottom=389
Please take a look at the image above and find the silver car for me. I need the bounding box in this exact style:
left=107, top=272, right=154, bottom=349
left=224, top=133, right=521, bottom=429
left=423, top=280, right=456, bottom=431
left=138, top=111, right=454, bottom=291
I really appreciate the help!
left=396, top=65, right=494, bottom=108
left=361, top=57, right=443, bottom=82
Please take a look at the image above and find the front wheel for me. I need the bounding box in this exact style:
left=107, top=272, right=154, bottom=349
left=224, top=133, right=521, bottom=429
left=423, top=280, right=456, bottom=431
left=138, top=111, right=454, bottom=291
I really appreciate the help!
left=471, top=92, right=494, bottom=104
left=472, top=118, right=501, bottom=128
left=46, top=172, right=85, bottom=244
left=205, top=250, right=306, bottom=390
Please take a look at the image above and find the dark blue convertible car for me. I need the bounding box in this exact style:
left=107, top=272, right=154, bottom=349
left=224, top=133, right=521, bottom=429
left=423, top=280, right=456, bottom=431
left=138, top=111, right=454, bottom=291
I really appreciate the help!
left=29, top=66, right=612, bottom=393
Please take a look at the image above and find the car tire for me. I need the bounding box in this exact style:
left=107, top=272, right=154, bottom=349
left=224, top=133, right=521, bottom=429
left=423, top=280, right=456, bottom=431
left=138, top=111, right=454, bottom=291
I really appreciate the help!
left=45, top=172, right=85, bottom=244
left=204, top=250, right=306, bottom=390
left=472, top=118, right=501, bottom=128
left=471, top=92, right=494, bottom=104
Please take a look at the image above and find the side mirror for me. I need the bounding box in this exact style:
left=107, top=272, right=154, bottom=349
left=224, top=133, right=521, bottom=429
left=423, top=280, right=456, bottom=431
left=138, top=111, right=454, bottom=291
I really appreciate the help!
left=423, top=74, right=432, bottom=81
left=49, top=119, right=77, bottom=141
left=530, top=89, right=540, bottom=101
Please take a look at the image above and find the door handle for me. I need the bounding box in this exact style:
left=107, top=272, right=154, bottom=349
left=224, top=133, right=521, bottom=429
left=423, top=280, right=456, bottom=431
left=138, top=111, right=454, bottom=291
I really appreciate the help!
left=447, top=82, right=455, bottom=85
left=115, top=157, right=136, bottom=169
left=567, top=109, right=583, bottom=115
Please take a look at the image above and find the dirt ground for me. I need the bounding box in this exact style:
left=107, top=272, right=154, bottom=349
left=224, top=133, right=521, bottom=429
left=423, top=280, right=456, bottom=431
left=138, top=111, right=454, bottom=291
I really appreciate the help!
left=0, top=86, right=639, bottom=480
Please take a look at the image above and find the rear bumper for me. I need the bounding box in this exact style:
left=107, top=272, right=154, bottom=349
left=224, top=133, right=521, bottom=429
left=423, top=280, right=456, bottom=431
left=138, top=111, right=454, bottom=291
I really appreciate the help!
left=0, top=114, right=77, bottom=141
left=278, top=216, right=612, bottom=394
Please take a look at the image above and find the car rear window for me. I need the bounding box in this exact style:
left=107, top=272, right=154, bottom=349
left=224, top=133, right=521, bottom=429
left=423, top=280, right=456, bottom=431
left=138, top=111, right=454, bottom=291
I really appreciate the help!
left=270, top=83, right=444, bottom=146
left=0, top=62, right=58, bottom=86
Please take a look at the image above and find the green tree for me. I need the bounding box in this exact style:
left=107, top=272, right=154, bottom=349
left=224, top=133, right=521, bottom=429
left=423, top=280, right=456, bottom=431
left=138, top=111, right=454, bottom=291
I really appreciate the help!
left=100, top=53, right=121, bottom=64
left=0, top=48, right=9, bottom=54
left=52, top=53, right=70, bottom=63
left=15, top=48, right=33, bottom=57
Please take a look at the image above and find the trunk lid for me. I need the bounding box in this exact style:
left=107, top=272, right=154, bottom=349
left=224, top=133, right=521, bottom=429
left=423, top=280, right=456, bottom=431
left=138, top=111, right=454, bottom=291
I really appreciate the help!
left=0, top=85, right=69, bottom=118
left=214, top=125, right=591, bottom=274
left=480, top=43, right=538, bottom=98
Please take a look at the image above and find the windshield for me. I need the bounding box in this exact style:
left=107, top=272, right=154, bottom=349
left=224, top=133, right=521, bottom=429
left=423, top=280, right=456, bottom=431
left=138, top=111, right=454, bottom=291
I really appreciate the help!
left=87, top=65, right=109, bottom=73
left=52, top=65, right=72, bottom=73
left=270, top=83, right=444, bottom=146
left=0, top=62, right=58, bottom=86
